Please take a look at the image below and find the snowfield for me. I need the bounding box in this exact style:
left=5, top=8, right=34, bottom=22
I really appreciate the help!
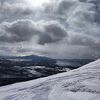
left=0, top=59, right=100, bottom=100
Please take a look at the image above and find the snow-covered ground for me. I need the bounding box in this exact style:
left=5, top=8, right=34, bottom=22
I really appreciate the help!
left=0, top=59, right=100, bottom=100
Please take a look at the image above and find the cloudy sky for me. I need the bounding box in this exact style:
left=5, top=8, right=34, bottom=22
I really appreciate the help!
left=0, top=0, right=100, bottom=59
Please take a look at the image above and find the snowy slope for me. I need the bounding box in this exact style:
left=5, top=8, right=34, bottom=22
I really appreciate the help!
left=0, top=59, right=100, bottom=100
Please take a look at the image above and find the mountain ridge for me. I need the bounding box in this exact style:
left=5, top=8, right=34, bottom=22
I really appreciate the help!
left=0, top=59, right=100, bottom=100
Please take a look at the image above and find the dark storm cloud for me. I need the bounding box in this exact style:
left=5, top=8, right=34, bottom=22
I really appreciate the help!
left=0, top=20, right=38, bottom=42
left=56, top=0, right=78, bottom=15
left=38, top=22, right=67, bottom=45
left=0, top=20, right=67, bottom=44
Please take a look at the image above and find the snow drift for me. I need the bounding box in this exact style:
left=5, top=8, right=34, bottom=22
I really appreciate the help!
left=0, top=59, right=100, bottom=100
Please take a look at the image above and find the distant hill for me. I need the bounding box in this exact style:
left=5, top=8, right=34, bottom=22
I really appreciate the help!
left=0, top=55, right=54, bottom=61
left=0, top=55, right=56, bottom=66
left=0, top=55, right=95, bottom=86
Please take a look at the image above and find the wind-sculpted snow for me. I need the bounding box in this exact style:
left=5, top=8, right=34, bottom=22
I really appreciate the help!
left=0, top=59, right=100, bottom=100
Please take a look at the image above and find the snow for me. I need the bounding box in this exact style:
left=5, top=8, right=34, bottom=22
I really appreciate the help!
left=0, top=59, right=100, bottom=100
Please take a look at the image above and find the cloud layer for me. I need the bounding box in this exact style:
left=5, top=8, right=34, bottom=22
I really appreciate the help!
left=0, top=20, right=67, bottom=45
left=0, top=0, right=100, bottom=59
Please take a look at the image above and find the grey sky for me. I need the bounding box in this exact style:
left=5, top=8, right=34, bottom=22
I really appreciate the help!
left=0, top=0, right=100, bottom=59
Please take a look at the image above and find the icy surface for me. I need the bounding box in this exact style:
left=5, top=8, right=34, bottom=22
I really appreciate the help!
left=0, top=59, right=100, bottom=100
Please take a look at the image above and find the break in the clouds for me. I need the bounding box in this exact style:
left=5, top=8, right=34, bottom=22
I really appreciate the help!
left=0, top=0, right=100, bottom=59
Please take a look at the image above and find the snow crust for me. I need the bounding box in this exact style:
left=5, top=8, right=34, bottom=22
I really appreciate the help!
left=0, top=59, right=100, bottom=100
